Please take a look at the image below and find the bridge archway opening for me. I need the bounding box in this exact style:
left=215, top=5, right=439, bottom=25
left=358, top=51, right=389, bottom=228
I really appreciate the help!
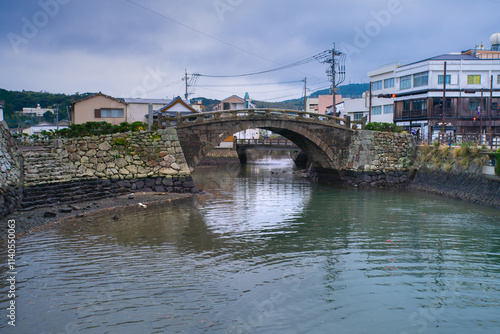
left=181, top=120, right=349, bottom=172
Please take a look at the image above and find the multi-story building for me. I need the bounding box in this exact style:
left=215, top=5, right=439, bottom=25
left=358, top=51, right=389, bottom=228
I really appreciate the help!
left=368, top=65, right=398, bottom=124
left=306, top=95, right=342, bottom=114
left=392, top=53, right=500, bottom=141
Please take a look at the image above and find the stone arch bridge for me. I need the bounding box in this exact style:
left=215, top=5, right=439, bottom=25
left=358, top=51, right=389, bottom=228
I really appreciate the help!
left=167, top=109, right=416, bottom=186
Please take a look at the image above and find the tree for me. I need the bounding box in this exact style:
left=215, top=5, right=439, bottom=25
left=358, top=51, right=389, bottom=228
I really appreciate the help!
left=43, top=110, right=54, bottom=123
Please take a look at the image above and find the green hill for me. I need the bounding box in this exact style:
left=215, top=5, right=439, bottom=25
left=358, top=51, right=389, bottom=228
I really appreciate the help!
left=310, top=83, right=369, bottom=98
left=0, top=89, right=95, bottom=128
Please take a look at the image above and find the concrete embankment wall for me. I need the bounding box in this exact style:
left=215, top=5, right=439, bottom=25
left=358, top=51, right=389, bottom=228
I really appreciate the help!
left=0, top=121, right=23, bottom=219
left=409, top=145, right=500, bottom=208
left=10, top=129, right=197, bottom=212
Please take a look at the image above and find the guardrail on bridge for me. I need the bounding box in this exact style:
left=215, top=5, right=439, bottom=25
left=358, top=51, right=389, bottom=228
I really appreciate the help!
left=153, top=109, right=365, bottom=130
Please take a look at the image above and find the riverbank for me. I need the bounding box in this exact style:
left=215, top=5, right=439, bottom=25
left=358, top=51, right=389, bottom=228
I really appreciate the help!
left=409, top=144, right=500, bottom=209
left=197, top=149, right=241, bottom=167
left=0, top=191, right=194, bottom=242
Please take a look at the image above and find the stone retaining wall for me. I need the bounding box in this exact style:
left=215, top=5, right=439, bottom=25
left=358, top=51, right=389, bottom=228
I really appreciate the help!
left=340, top=131, right=416, bottom=187
left=20, top=129, right=198, bottom=210
left=0, top=121, right=23, bottom=218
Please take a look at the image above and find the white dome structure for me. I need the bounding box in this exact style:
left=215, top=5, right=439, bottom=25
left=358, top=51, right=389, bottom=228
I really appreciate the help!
left=490, top=33, right=500, bottom=50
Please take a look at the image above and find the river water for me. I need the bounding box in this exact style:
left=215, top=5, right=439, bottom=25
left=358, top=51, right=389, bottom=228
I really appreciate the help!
left=1, top=157, right=500, bottom=333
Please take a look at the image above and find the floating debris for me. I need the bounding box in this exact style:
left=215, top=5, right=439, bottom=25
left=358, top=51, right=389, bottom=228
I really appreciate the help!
left=138, top=203, right=147, bottom=208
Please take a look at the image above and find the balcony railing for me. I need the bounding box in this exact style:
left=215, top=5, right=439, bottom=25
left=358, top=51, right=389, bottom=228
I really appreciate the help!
left=431, top=108, right=453, bottom=117
left=401, top=109, right=427, bottom=118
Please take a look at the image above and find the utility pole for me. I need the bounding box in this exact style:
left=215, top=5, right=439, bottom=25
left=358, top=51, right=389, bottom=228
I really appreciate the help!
left=331, top=47, right=336, bottom=110
left=490, top=75, right=493, bottom=148
left=369, top=82, right=372, bottom=123
left=441, top=62, right=446, bottom=144
left=480, top=88, right=484, bottom=137
left=303, top=77, right=307, bottom=112
left=184, top=69, right=189, bottom=100
left=315, top=44, right=345, bottom=113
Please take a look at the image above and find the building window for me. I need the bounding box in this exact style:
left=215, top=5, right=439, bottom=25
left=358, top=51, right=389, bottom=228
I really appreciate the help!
left=469, top=98, right=480, bottom=111
left=403, top=100, right=411, bottom=111
left=413, top=72, right=429, bottom=87
left=354, top=112, right=364, bottom=121
left=413, top=99, right=426, bottom=111
left=432, top=98, right=451, bottom=110
left=497, top=75, right=500, bottom=84
left=372, top=80, right=383, bottom=90
left=399, top=75, right=411, bottom=90
left=99, top=108, right=124, bottom=118
left=467, top=75, right=481, bottom=85
left=223, top=102, right=230, bottom=110
left=383, top=104, right=394, bottom=114
left=372, top=106, right=382, bottom=115
left=384, top=78, right=395, bottom=88
left=438, top=75, right=451, bottom=85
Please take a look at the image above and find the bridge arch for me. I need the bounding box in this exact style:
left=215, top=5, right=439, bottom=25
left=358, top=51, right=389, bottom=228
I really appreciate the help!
left=173, top=110, right=354, bottom=170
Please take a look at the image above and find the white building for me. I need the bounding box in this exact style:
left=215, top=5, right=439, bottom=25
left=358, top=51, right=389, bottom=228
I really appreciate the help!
left=392, top=53, right=500, bottom=140
left=22, top=104, right=54, bottom=117
left=333, top=96, right=369, bottom=127
left=22, top=121, right=69, bottom=136
left=124, top=98, right=174, bottom=123
left=368, top=65, right=398, bottom=124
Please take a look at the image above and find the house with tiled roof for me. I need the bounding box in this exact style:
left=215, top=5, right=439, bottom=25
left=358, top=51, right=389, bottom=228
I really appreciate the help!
left=71, top=93, right=175, bottom=125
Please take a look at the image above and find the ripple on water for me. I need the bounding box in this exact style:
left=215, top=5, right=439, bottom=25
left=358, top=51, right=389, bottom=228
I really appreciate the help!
left=1, top=164, right=500, bottom=333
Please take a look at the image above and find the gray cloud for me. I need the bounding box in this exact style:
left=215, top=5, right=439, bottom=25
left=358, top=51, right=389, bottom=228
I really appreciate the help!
left=0, top=0, right=498, bottom=101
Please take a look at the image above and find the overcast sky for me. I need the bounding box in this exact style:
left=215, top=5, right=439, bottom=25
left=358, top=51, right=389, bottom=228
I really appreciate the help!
left=1, top=0, right=499, bottom=102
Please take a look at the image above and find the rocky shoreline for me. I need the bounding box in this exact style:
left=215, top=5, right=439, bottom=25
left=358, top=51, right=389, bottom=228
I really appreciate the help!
left=0, top=191, right=195, bottom=242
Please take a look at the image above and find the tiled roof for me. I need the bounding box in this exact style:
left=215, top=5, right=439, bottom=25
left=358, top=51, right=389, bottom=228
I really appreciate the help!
left=72, top=92, right=125, bottom=105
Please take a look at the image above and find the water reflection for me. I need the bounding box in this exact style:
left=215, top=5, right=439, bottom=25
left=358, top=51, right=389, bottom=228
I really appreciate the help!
left=0, top=156, right=499, bottom=333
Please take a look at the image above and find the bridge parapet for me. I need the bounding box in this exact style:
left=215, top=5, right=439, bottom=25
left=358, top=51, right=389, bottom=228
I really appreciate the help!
left=154, top=109, right=351, bottom=129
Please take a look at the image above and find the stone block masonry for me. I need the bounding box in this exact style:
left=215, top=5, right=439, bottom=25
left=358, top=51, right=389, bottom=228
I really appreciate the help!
left=337, top=131, right=416, bottom=187
left=0, top=121, right=23, bottom=219
left=20, top=129, right=198, bottom=211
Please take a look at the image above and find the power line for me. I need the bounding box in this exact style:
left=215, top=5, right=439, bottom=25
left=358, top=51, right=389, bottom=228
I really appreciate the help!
left=125, top=0, right=283, bottom=66
left=256, top=90, right=304, bottom=102
left=194, top=53, right=323, bottom=78
left=195, top=80, right=305, bottom=88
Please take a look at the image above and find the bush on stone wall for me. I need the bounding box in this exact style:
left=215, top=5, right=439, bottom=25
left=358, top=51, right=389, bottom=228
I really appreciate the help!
left=42, top=121, right=148, bottom=138
left=415, top=144, right=488, bottom=174
left=365, top=122, right=403, bottom=133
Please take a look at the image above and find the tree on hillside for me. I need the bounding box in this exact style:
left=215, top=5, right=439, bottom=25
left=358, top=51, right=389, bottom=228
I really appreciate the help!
left=43, top=110, right=54, bottom=123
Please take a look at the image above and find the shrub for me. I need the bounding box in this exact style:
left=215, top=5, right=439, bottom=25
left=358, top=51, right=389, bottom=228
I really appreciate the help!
left=364, top=122, right=403, bottom=133
left=49, top=121, right=148, bottom=138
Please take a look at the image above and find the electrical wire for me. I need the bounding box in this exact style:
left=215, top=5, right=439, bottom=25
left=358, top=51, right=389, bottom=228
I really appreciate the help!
left=195, top=80, right=305, bottom=88
left=194, top=54, right=322, bottom=78
left=126, top=0, right=286, bottom=67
